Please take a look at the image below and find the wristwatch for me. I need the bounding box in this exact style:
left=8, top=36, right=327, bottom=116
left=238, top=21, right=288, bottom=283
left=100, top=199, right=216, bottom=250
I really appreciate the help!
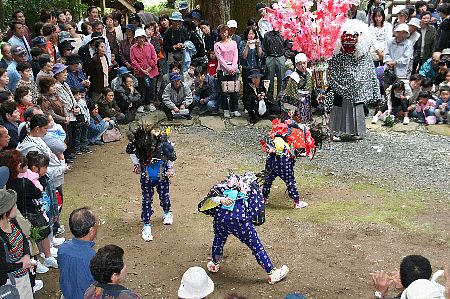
left=374, top=291, right=383, bottom=298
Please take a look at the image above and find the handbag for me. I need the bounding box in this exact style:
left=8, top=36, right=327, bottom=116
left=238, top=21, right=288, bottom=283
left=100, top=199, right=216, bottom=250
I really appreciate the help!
left=383, top=68, right=397, bottom=87
left=0, top=235, right=20, bottom=299
left=221, top=81, right=241, bottom=93
left=102, top=127, right=122, bottom=143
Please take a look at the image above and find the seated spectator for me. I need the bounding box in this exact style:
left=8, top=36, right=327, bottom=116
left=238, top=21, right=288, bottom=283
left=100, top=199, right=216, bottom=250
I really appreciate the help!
left=439, top=69, right=450, bottom=89
left=178, top=266, right=214, bottom=299
left=245, top=69, right=270, bottom=124
left=58, top=207, right=98, bottom=299
left=14, top=86, right=33, bottom=122
left=419, top=51, right=442, bottom=80
left=371, top=255, right=432, bottom=299
left=413, top=91, right=436, bottom=123
left=65, top=54, right=90, bottom=95
left=84, top=244, right=140, bottom=299
left=0, top=100, right=20, bottom=149
left=193, top=67, right=219, bottom=115
left=97, top=87, right=125, bottom=125
left=15, top=62, right=40, bottom=103
left=87, top=101, right=112, bottom=145
left=384, top=24, right=414, bottom=80
left=158, top=61, right=181, bottom=102
left=372, top=80, right=411, bottom=124
left=114, top=73, right=142, bottom=123
left=435, top=49, right=450, bottom=87
left=421, top=77, right=437, bottom=96
left=110, top=66, right=138, bottom=92
left=434, top=85, right=450, bottom=123
left=35, top=54, right=54, bottom=87
left=161, top=73, right=193, bottom=121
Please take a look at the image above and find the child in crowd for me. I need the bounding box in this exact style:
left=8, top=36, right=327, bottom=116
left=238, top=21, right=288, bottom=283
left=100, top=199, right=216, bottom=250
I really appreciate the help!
left=43, top=114, right=67, bottom=161
left=15, top=62, right=40, bottom=103
left=126, top=124, right=176, bottom=241
left=372, top=80, right=412, bottom=124
left=71, top=87, right=91, bottom=154
left=414, top=91, right=436, bottom=124
left=434, top=85, right=450, bottom=124
left=87, top=101, right=112, bottom=145
left=199, top=172, right=289, bottom=284
left=14, top=86, right=34, bottom=122
left=207, top=50, right=218, bottom=77
left=420, top=77, right=436, bottom=97
left=439, top=69, right=450, bottom=89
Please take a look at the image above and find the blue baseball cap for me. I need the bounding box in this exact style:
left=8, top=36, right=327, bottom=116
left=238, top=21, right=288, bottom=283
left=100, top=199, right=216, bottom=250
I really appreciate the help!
left=117, top=66, right=130, bottom=76
left=170, top=73, right=182, bottom=81
left=32, top=36, right=47, bottom=47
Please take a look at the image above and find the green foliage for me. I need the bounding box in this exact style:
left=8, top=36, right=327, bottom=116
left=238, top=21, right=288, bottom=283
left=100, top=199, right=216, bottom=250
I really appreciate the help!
left=29, top=226, right=48, bottom=242
left=383, top=116, right=395, bottom=127
left=145, top=1, right=171, bottom=15
left=3, top=0, right=85, bottom=32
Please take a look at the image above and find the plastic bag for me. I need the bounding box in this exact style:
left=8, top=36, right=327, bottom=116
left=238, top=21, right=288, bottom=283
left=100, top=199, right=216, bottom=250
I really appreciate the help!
left=258, top=100, right=267, bottom=115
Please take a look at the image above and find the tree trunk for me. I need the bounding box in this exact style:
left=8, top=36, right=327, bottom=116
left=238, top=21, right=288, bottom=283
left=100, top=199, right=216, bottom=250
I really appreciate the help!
left=196, top=0, right=231, bottom=29
left=0, top=0, right=4, bottom=31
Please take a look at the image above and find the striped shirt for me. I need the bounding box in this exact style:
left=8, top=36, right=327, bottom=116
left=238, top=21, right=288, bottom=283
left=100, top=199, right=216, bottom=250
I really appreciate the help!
left=7, top=223, right=28, bottom=278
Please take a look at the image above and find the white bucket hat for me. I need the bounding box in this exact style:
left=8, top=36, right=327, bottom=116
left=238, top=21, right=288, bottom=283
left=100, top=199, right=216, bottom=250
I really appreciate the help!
left=295, top=53, right=308, bottom=63
left=134, top=28, right=146, bottom=38
left=395, top=23, right=410, bottom=33
left=408, top=18, right=421, bottom=29
left=178, top=267, right=214, bottom=299
left=227, top=20, right=238, bottom=28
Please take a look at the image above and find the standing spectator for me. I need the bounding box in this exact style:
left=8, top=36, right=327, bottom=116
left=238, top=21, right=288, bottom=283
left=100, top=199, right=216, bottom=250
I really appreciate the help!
left=366, top=0, right=385, bottom=26
left=347, top=1, right=367, bottom=23
left=53, top=63, right=78, bottom=160
left=0, top=44, right=13, bottom=69
left=64, top=10, right=73, bottom=23
left=134, top=1, right=158, bottom=25
left=384, top=23, right=414, bottom=80
left=14, top=86, right=33, bottom=122
left=415, top=1, right=429, bottom=18
left=65, top=22, right=83, bottom=53
left=159, top=14, right=170, bottom=36
left=103, top=14, right=122, bottom=65
left=178, top=1, right=189, bottom=19
left=263, top=28, right=287, bottom=100
left=71, top=88, right=91, bottom=155
left=256, top=3, right=273, bottom=38
left=185, top=19, right=206, bottom=67
left=119, top=25, right=136, bottom=70
left=407, top=18, right=422, bottom=48
left=413, top=12, right=437, bottom=73
left=0, top=189, right=34, bottom=298
left=369, top=8, right=393, bottom=67
left=77, top=5, right=100, bottom=32
left=65, top=54, right=90, bottom=95
left=163, top=12, right=188, bottom=64
left=37, top=77, right=68, bottom=126
left=0, top=101, right=20, bottom=149
left=130, top=28, right=158, bottom=112
left=58, top=207, right=98, bottom=299
left=36, top=54, right=54, bottom=87
left=0, top=68, right=10, bottom=95
left=393, top=9, right=411, bottom=32
left=239, top=26, right=264, bottom=104
left=435, top=3, right=450, bottom=51
left=42, top=24, right=57, bottom=63
left=215, top=25, right=240, bottom=118
left=200, top=21, right=218, bottom=54
left=84, top=244, right=140, bottom=299
left=8, top=22, right=32, bottom=62
left=86, top=40, right=109, bottom=102
left=7, top=45, right=28, bottom=92
left=6, top=11, right=31, bottom=45
left=227, top=20, right=241, bottom=45
left=15, top=62, right=39, bottom=103
left=83, top=21, right=112, bottom=65
left=30, top=47, right=43, bottom=79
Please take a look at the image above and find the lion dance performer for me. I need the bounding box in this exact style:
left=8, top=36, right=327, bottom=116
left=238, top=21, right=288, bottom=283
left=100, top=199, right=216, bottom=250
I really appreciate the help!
left=198, top=172, right=289, bottom=284
left=260, top=118, right=315, bottom=208
left=126, top=124, right=176, bottom=241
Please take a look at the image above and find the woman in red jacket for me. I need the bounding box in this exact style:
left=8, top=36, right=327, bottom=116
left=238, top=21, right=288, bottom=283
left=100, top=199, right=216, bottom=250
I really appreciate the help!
left=130, top=28, right=158, bottom=112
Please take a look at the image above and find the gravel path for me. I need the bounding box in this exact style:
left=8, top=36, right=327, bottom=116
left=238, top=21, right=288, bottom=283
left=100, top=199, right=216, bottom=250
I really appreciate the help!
left=176, top=122, right=450, bottom=196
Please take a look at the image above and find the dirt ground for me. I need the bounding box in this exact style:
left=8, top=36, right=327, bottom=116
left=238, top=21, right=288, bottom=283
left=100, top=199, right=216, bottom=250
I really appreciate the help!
left=35, top=126, right=450, bottom=299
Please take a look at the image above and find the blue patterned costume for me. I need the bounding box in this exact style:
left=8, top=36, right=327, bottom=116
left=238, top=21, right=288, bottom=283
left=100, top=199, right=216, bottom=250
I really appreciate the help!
left=262, top=154, right=300, bottom=204
left=208, top=178, right=274, bottom=273
left=126, top=128, right=176, bottom=225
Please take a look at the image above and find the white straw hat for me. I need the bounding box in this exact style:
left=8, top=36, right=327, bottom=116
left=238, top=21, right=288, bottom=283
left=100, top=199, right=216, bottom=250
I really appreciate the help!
left=178, top=267, right=214, bottom=299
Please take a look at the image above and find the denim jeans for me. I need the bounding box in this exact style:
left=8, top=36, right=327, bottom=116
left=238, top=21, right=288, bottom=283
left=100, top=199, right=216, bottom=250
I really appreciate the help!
left=193, top=95, right=219, bottom=113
